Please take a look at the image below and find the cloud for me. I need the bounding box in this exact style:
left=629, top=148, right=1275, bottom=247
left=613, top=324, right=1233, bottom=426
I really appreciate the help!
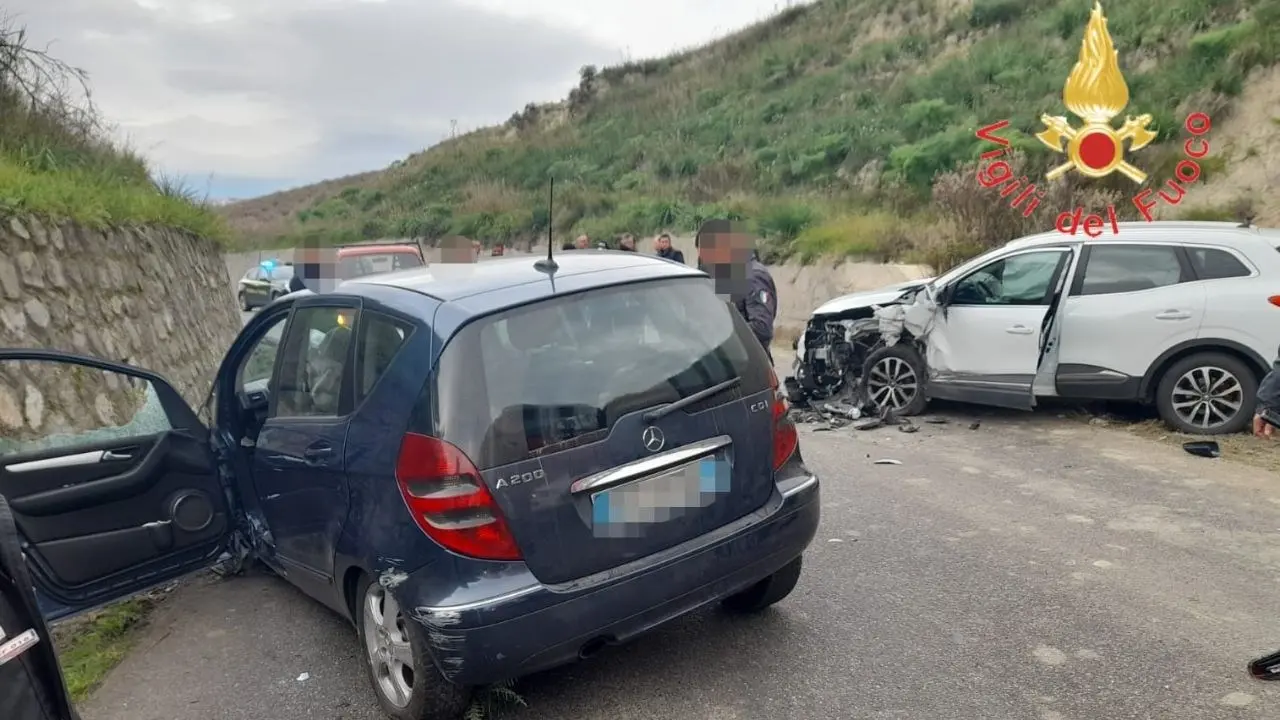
left=5, top=0, right=612, bottom=195
left=5, top=0, right=806, bottom=198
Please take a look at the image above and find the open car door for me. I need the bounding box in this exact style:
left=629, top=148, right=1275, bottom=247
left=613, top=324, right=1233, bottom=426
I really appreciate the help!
left=925, top=247, right=1074, bottom=410
left=0, top=350, right=234, bottom=622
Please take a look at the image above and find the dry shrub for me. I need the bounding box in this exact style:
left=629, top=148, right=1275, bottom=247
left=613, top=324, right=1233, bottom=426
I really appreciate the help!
left=458, top=179, right=525, bottom=215
left=928, top=151, right=1138, bottom=270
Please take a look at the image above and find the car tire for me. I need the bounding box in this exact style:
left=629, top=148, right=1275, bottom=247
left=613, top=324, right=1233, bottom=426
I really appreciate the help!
left=355, top=575, right=473, bottom=720
left=861, top=344, right=928, bottom=416
left=1155, top=351, right=1258, bottom=435
left=720, top=556, right=803, bottom=614
left=237, top=291, right=249, bottom=311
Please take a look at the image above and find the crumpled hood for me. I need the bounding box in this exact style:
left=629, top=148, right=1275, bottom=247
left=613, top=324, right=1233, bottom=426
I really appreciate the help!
left=810, top=278, right=934, bottom=316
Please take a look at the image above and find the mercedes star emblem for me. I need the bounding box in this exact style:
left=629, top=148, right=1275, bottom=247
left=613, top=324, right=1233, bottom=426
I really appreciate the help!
left=641, top=426, right=665, bottom=453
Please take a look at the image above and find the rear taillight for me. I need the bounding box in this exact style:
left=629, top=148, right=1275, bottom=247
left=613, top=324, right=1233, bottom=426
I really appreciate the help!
left=394, top=433, right=522, bottom=561
left=768, top=369, right=799, bottom=471
left=1268, top=296, right=1280, bottom=308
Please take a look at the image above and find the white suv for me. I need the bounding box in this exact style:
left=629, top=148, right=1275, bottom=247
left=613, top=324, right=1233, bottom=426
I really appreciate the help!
left=791, top=221, right=1280, bottom=435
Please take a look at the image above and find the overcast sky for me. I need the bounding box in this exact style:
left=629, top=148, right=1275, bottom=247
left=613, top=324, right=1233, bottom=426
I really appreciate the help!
left=6, top=0, right=806, bottom=199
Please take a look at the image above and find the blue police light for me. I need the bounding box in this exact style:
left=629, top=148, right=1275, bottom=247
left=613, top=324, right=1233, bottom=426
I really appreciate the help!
left=260, top=259, right=276, bottom=271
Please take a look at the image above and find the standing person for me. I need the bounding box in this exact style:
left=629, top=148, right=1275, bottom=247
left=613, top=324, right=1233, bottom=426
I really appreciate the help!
left=575, top=234, right=590, bottom=250
left=619, top=233, right=637, bottom=252
left=695, top=219, right=777, bottom=361
left=1254, top=348, right=1280, bottom=437
left=654, top=232, right=685, bottom=264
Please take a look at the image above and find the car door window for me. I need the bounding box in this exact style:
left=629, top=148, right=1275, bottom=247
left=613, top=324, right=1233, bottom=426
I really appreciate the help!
left=950, top=251, right=1064, bottom=306
left=1079, top=245, right=1186, bottom=295
left=1187, top=247, right=1251, bottom=280
left=354, top=313, right=412, bottom=404
left=273, top=307, right=358, bottom=418
left=0, top=364, right=170, bottom=456
left=238, top=316, right=291, bottom=392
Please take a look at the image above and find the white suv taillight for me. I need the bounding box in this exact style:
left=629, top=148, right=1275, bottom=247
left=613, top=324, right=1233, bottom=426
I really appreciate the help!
left=394, top=433, right=521, bottom=560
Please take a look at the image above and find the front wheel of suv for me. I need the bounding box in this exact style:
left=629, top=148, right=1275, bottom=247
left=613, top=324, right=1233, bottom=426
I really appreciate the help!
left=355, top=576, right=473, bottom=720
left=861, top=344, right=928, bottom=416
left=721, top=556, right=803, bottom=614
left=1155, top=351, right=1258, bottom=435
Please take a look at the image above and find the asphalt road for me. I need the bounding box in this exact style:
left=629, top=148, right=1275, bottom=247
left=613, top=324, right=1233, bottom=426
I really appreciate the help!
left=79, top=400, right=1280, bottom=720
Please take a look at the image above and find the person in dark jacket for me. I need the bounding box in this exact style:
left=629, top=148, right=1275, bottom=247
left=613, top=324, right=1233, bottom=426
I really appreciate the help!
left=695, top=219, right=777, bottom=361
left=1254, top=347, right=1280, bottom=437
left=654, top=233, right=685, bottom=264
left=287, top=266, right=307, bottom=294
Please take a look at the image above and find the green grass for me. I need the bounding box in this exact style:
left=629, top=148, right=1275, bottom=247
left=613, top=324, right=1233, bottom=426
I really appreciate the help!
left=225, top=0, right=1280, bottom=260
left=0, top=157, right=229, bottom=240
left=1, top=21, right=224, bottom=240
left=53, top=597, right=156, bottom=702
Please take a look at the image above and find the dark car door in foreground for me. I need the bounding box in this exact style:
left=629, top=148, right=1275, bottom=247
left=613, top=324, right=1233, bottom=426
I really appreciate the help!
left=0, top=350, right=233, bottom=621
left=252, top=299, right=360, bottom=590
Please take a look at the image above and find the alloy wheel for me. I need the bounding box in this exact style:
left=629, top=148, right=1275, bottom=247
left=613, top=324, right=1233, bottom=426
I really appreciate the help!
left=362, top=584, right=416, bottom=708
left=866, top=356, right=919, bottom=411
left=1170, top=365, right=1243, bottom=431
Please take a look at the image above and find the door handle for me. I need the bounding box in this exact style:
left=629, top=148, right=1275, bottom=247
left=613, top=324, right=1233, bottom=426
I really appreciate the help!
left=1155, top=310, right=1191, bottom=320
left=303, top=443, right=333, bottom=464
left=102, top=449, right=135, bottom=462
left=1005, top=325, right=1034, bottom=335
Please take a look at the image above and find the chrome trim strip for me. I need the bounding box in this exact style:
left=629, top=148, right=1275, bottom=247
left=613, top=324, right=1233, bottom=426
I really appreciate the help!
left=569, top=434, right=733, bottom=495
left=8, top=451, right=105, bottom=473
left=781, top=474, right=819, bottom=498
left=417, top=584, right=543, bottom=614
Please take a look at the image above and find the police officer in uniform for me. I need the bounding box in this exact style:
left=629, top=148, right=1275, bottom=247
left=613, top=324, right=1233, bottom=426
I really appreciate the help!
left=695, top=219, right=778, bottom=362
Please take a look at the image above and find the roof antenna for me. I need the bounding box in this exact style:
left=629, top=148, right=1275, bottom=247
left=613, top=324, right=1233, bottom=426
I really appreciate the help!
left=534, top=177, right=558, bottom=274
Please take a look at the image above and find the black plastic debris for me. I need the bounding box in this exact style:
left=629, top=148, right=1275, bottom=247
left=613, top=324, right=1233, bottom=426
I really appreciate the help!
left=852, top=417, right=883, bottom=431
left=873, top=458, right=902, bottom=465
left=898, top=420, right=918, bottom=433
left=924, top=417, right=948, bottom=424
left=968, top=421, right=981, bottom=430
left=1249, top=649, right=1280, bottom=680
left=1182, top=440, right=1221, bottom=458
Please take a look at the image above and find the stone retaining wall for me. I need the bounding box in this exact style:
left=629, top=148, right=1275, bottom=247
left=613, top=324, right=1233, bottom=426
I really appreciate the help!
left=0, top=216, right=242, bottom=441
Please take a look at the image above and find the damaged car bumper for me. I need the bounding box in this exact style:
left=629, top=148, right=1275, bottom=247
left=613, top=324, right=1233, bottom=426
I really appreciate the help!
left=397, top=470, right=819, bottom=687
left=789, top=279, right=935, bottom=407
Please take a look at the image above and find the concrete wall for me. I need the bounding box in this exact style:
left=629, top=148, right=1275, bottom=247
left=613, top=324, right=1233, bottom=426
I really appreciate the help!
left=0, top=216, right=242, bottom=441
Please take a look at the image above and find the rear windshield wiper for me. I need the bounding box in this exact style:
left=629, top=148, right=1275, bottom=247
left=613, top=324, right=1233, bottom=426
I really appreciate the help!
left=643, top=376, right=742, bottom=424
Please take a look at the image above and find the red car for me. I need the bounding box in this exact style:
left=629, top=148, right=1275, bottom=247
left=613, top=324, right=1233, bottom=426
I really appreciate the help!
left=335, top=243, right=425, bottom=280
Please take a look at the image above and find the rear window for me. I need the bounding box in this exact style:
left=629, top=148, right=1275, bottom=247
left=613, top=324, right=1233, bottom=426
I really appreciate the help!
left=433, top=278, right=772, bottom=469
left=339, top=251, right=424, bottom=280
left=1187, top=247, right=1251, bottom=279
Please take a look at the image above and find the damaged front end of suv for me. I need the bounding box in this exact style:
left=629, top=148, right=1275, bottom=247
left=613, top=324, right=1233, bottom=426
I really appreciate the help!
left=787, top=278, right=935, bottom=416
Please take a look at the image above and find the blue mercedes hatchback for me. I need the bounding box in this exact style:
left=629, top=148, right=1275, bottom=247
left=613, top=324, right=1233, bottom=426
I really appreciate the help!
left=0, top=251, right=820, bottom=719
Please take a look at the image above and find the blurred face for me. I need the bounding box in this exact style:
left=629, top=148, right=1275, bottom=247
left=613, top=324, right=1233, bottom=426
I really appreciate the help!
left=620, top=235, right=635, bottom=250
left=656, top=235, right=671, bottom=251
left=575, top=235, right=589, bottom=249
left=698, top=226, right=751, bottom=267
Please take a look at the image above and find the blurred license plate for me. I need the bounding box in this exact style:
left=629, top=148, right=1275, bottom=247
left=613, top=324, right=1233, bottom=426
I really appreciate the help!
left=591, top=453, right=731, bottom=535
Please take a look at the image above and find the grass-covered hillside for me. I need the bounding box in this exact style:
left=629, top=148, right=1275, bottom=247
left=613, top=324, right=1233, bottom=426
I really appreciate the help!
left=222, top=0, right=1280, bottom=266
left=0, top=20, right=224, bottom=239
